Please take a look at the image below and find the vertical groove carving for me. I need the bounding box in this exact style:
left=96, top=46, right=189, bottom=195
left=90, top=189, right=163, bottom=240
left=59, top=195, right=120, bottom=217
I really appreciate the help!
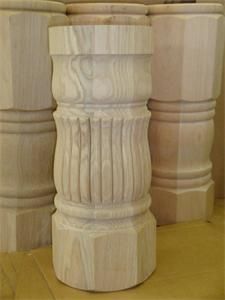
left=54, top=116, right=65, bottom=199
left=63, top=117, right=71, bottom=198
left=142, top=116, right=152, bottom=196
left=112, top=118, right=124, bottom=203
left=54, top=112, right=151, bottom=204
left=122, top=118, right=134, bottom=203
left=101, top=118, right=113, bottom=204
left=132, top=117, right=143, bottom=202
left=90, top=118, right=102, bottom=204
left=71, top=118, right=81, bottom=203
left=80, top=117, right=91, bottom=204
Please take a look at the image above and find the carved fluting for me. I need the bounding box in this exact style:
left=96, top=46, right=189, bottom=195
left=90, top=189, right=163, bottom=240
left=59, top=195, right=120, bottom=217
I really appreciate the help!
left=50, top=5, right=156, bottom=291
left=0, top=1, right=66, bottom=252
left=54, top=109, right=151, bottom=205
left=148, top=3, right=225, bottom=224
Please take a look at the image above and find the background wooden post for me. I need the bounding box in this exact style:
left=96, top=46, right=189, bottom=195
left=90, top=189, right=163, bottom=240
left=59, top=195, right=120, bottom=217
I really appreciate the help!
left=148, top=3, right=224, bottom=224
left=49, top=3, right=156, bottom=292
left=0, top=0, right=66, bottom=252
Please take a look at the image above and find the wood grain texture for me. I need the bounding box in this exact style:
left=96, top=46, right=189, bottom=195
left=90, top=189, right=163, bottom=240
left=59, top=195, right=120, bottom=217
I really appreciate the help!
left=49, top=4, right=156, bottom=291
left=0, top=0, right=65, bottom=12
left=0, top=1, right=66, bottom=252
left=148, top=3, right=225, bottom=224
left=66, top=3, right=150, bottom=25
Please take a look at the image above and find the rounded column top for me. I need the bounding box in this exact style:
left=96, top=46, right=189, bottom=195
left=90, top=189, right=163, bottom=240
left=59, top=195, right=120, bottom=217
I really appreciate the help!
left=66, top=2, right=150, bottom=25
left=67, top=3, right=148, bottom=15
left=0, top=0, right=66, bottom=13
left=148, top=3, right=224, bottom=14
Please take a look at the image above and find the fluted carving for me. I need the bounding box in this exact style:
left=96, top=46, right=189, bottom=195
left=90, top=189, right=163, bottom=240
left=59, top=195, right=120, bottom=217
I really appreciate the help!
left=54, top=110, right=151, bottom=204
left=0, top=0, right=66, bottom=251
left=148, top=3, right=224, bottom=224
left=50, top=3, right=156, bottom=292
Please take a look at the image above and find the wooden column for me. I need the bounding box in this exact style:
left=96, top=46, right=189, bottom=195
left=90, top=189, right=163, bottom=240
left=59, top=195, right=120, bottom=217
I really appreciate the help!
left=49, top=3, right=156, bottom=292
left=148, top=3, right=224, bottom=224
left=0, top=0, right=66, bottom=252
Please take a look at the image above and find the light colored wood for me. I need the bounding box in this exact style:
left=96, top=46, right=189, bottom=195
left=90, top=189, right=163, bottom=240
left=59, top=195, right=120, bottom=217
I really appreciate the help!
left=0, top=202, right=224, bottom=299
left=67, top=3, right=150, bottom=25
left=0, top=0, right=66, bottom=252
left=49, top=3, right=156, bottom=292
left=0, top=0, right=65, bottom=12
left=148, top=3, right=225, bottom=224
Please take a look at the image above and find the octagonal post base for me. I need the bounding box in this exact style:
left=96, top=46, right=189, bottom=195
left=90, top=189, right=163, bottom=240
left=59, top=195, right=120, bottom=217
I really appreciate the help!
left=0, top=204, right=54, bottom=252
left=52, top=210, right=156, bottom=292
left=151, top=181, right=214, bottom=225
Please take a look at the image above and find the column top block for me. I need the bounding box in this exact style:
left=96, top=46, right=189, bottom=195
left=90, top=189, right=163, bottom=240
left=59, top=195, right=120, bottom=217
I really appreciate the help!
left=148, top=3, right=224, bottom=14
left=49, top=25, right=152, bottom=55
left=0, top=0, right=66, bottom=13
left=67, top=3, right=148, bottom=15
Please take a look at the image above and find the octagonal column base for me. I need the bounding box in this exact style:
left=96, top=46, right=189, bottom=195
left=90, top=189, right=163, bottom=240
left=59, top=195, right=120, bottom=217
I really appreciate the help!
left=0, top=204, right=54, bottom=252
left=151, top=181, right=215, bottom=225
left=52, top=210, right=156, bottom=292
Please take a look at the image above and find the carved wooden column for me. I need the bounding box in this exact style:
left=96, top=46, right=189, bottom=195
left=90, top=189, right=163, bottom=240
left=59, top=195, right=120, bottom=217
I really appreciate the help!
left=148, top=3, right=225, bottom=224
left=49, top=3, right=156, bottom=292
left=0, top=0, right=66, bottom=252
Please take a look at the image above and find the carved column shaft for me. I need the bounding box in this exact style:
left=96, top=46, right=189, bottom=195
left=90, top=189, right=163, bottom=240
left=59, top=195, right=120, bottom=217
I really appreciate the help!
left=148, top=3, right=225, bottom=224
left=49, top=3, right=156, bottom=292
left=0, top=0, right=66, bottom=251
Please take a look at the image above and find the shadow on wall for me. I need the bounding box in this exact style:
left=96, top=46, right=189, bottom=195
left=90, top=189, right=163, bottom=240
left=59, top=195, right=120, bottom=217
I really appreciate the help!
left=212, top=54, right=225, bottom=200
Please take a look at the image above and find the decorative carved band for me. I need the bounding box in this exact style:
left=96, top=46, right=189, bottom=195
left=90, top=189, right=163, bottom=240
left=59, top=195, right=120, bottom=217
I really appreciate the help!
left=0, top=110, right=55, bottom=133
left=0, top=109, right=56, bottom=210
left=149, top=100, right=216, bottom=122
left=54, top=109, right=151, bottom=206
left=55, top=195, right=151, bottom=220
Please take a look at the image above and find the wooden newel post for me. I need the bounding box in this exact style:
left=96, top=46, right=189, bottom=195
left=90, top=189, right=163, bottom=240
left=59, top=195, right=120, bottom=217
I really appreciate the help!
left=49, top=3, right=156, bottom=292
left=148, top=3, right=225, bottom=224
left=0, top=0, right=66, bottom=252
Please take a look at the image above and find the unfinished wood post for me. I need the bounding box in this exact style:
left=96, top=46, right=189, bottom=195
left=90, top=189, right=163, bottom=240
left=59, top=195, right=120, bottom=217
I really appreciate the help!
left=49, top=3, right=156, bottom=292
left=148, top=3, right=225, bottom=224
left=0, top=0, right=66, bottom=252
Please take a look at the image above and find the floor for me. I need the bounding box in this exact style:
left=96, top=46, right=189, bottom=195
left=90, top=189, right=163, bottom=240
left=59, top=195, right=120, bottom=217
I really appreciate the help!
left=0, top=201, right=224, bottom=300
